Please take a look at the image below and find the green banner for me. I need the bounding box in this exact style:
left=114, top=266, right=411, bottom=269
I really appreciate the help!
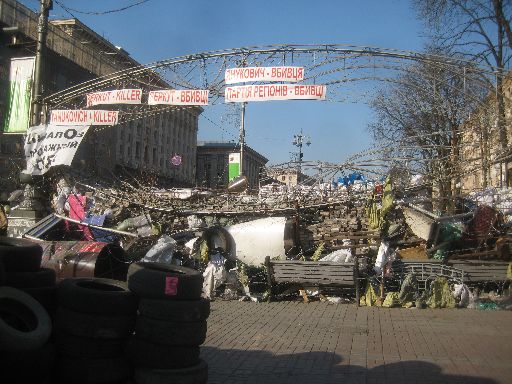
left=3, top=57, right=35, bottom=133
left=228, top=152, right=240, bottom=181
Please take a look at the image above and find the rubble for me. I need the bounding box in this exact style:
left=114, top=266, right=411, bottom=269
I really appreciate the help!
left=6, top=171, right=510, bottom=307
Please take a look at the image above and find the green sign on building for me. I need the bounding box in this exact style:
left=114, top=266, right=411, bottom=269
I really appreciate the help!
left=228, top=152, right=240, bottom=181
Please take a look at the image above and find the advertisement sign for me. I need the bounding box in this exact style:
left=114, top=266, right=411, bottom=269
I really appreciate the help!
left=50, top=110, right=119, bottom=126
left=225, top=84, right=326, bottom=103
left=148, top=90, right=209, bottom=105
left=228, top=153, right=240, bottom=181
left=3, top=57, right=35, bottom=133
left=225, top=66, right=304, bottom=84
left=86, top=89, right=142, bottom=107
left=24, top=124, right=90, bottom=175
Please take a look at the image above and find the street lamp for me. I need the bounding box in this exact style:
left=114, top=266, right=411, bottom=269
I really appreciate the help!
left=292, top=129, right=311, bottom=181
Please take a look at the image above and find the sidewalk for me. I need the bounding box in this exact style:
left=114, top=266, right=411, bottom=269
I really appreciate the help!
left=202, top=301, right=512, bottom=384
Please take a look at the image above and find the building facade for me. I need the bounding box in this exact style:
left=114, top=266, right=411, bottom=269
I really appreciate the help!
left=0, top=0, right=200, bottom=199
left=266, top=167, right=315, bottom=187
left=196, top=142, right=268, bottom=190
left=459, top=73, right=512, bottom=191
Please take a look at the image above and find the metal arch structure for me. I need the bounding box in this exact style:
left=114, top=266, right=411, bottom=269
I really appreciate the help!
left=41, top=44, right=512, bottom=185
left=43, top=44, right=509, bottom=109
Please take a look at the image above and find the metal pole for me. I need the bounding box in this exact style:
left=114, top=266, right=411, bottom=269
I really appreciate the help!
left=239, top=102, right=246, bottom=175
left=31, top=0, right=52, bottom=126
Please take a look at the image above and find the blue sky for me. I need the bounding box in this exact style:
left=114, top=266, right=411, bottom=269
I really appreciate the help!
left=22, top=0, right=427, bottom=168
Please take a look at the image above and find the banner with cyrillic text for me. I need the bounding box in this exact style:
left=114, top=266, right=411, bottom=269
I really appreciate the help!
left=86, top=89, right=142, bottom=107
left=50, top=110, right=119, bottom=126
left=225, top=67, right=304, bottom=84
left=23, top=124, right=89, bottom=175
left=148, top=90, right=209, bottom=105
left=225, top=84, right=326, bottom=102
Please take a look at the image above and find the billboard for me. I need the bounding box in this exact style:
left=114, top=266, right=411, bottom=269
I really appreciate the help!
left=3, top=57, right=35, bottom=133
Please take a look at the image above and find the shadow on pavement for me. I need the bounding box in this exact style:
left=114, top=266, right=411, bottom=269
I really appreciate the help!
left=202, top=347, right=498, bottom=384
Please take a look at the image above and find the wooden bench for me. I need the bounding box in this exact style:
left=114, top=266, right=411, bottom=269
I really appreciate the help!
left=264, top=256, right=360, bottom=304
left=448, top=260, right=510, bottom=284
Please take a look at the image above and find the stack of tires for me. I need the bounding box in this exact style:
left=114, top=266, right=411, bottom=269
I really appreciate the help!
left=127, top=262, right=209, bottom=384
left=0, top=238, right=54, bottom=384
left=0, top=237, right=57, bottom=316
left=54, top=277, right=138, bottom=384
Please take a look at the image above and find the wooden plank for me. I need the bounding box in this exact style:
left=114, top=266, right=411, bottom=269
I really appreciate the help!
left=272, top=267, right=354, bottom=273
left=274, top=276, right=354, bottom=284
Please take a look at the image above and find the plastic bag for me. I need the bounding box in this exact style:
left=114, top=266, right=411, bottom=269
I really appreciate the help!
left=141, top=235, right=176, bottom=264
left=202, top=253, right=227, bottom=299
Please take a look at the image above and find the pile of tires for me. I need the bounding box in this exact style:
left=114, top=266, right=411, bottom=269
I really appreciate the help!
left=127, top=262, right=209, bottom=384
left=0, top=286, right=53, bottom=384
left=54, top=277, right=138, bottom=384
left=0, top=237, right=57, bottom=316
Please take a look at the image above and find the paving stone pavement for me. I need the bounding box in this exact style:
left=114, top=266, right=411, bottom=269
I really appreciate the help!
left=201, top=301, right=512, bottom=384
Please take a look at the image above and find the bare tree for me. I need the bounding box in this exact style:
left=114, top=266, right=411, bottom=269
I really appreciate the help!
left=413, top=0, right=512, bottom=183
left=369, top=54, right=486, bottom=212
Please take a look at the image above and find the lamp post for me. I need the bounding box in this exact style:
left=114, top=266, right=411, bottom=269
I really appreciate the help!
left=292, top=129, right=311, bottom=183
left=31, top=0, right=52, bottom=126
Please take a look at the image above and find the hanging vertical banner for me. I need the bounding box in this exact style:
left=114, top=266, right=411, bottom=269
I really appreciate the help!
left=23, top=124, right=90, bottom=175
left=148, top=90, right=209, bottom=105
left=225, top=66, right=304, bottom=84
left=86, top=89, right=142, bottom=107
left=3, top=57, right=35, bottom=133
left=228, top=153, right=240, bottom=181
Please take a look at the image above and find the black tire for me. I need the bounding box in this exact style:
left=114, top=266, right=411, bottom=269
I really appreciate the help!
left=0, top=260, right=5, bottom=286
left=0, top=342, right=55, bottom=383
left=136, top=316, right=207, bottom=346
left=127, top=337, right=200, bottom=369
left=134, top=360, right=208, bottom=384
left=128, top=262, right=203, bottom=300
left=55, top=356, right=131, bottom=384
left=0, top=286, right=52, bottom=351
left=58, top=278, right=138, bottom=316
left=138, top=298, right=210, bottom=322
left=0, top=237, right=43, bottom=272
left=55, top=307, right=135, bottom=339
left=22, top=286, right=57, bottom=315
left=55, top=330, right=127, bottom=358
left=5, top=268, right=56, bottom=288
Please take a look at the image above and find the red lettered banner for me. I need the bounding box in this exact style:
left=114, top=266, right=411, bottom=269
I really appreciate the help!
left=148, top=90, right=209, bottom=105
left=225, top=84, right=326, bottom=102
left=50, top=110, right=119, bottom=126
left=86, top=89, right=142, bottom=107
left=225, top=66, right=304, bottom=84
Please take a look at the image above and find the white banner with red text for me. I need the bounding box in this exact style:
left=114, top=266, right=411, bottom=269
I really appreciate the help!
left=50, top=110, right=119, bottom=126
left=224, top=84, right=326, bottom=102
left=86, top=89, right=142, bottom=107
left=225, top=66, right=304, bottom=84
left=23, top=124, right=90, bottom=175
left=148, top=90, right=209, bottom=105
